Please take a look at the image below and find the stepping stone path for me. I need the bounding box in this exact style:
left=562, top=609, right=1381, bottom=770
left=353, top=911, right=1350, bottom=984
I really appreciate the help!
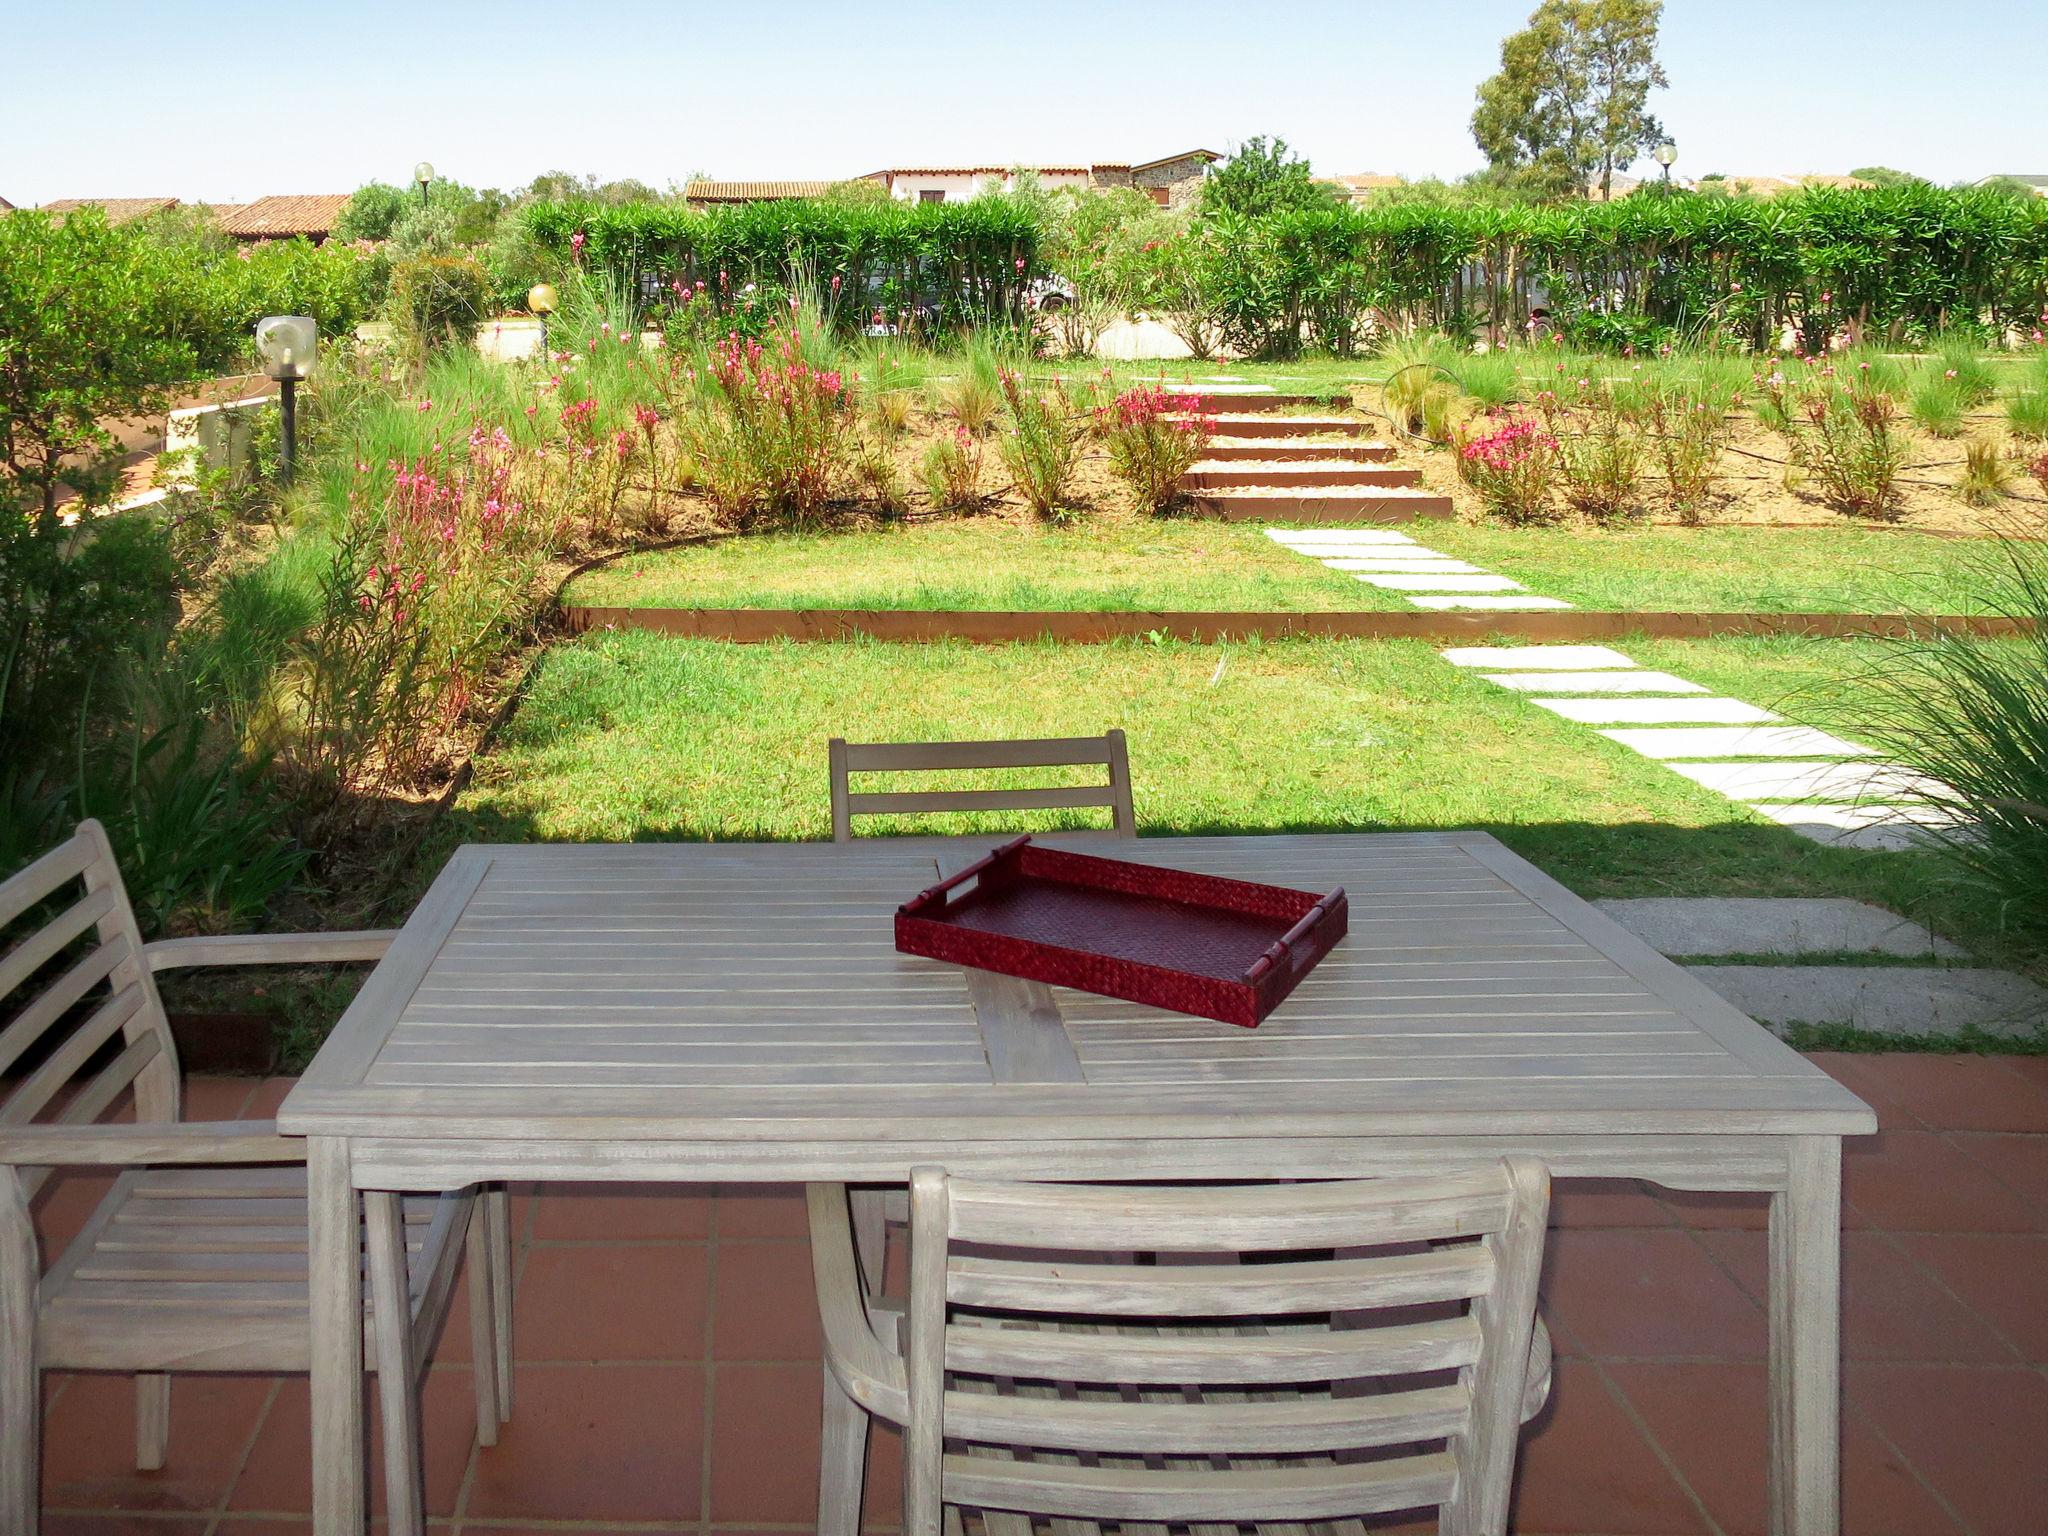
left=1167, top=394, right=1454, bottom=523
left=1264, top=528, right=1569, bottom=611
left=1440, top=643, right=1963, bottom=850
left=1597, top=897, right=1964, bottom=959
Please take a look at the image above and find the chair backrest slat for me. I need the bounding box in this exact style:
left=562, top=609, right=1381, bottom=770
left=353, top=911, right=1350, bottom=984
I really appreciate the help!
left=902, top=1161, right=1549, bottom=1532
left=829, top=731, right=1135, bottom=842
left=946, top=1245, right=1495, bottom=1316
left=0, top=822, right=180, bottom=1134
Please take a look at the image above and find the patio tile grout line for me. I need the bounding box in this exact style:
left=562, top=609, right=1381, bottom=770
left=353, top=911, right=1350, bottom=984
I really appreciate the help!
left=1575, top=1352, right=1730, bottom=1536
left=700, top=1201, right=722, bottom=1535
left=202, top=1375, right=284, bottom=1536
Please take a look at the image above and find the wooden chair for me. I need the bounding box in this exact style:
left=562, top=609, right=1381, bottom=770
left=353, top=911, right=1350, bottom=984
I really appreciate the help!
left=828, top=732, right=1136, bottom=843
left=808, top=1161, right=1553, bottom=1536
left=0, top=821, right=512, bottom=1536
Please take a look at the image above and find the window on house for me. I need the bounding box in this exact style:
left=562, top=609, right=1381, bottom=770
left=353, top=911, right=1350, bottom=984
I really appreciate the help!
left=919, top=189, right=945, bottom=203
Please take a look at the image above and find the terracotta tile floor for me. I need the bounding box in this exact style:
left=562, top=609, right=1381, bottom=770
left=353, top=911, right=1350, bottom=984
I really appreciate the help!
left=29, top=1053, right=2048, bottom=1535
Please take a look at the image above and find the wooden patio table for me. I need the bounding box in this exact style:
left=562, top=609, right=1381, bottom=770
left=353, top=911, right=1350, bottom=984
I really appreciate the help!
left=278, top=833, right=1874, bottom=1536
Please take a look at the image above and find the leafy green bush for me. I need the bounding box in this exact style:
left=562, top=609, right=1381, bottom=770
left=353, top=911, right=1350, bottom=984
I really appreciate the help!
left=388, top=255, right=491, bottom=353
left=996, top=370, right=1085, bottom=519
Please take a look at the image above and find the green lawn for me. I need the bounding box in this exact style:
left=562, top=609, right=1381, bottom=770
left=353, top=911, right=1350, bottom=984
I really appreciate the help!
left=567, top=519, right=1401, bottom=612
left=447, top=631, right=1980, bottom=936
left=1426, top=525, right=2001, bottom=615
left=569, top=516, right=2005, bottom=617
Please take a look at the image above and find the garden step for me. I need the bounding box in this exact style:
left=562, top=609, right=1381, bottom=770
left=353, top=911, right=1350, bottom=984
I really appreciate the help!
left=1177, top=413, right=1372, bottom=438
left=1170, top=392, right=1337, bottom=412
left=1204, top=438, right=1394, bottom=462
left=1182, top=462, right=1420, bottom=489
left=1192, top=487, right=1453, bottom=523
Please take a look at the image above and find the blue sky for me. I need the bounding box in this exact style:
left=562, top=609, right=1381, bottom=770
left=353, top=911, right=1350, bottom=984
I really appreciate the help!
left=4, top=0, right=2044, bottom=205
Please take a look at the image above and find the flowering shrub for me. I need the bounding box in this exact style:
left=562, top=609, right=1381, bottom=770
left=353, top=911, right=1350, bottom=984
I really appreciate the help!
left=2028, top=448, right=2048, bottom=497
left=1637, top=388, right=1733, bottom=525
left=675, top=327, right=852, bottom=528
left=921, top=426, right=987, bottom=512
left=996, top=369, right=1084, bottom=520
left=1763, top=373, right=1907, bottom=520
left=1536, top=384, right=1648, bottom=526
left=1453, top=413, right=1562, bottom=525
left=1098, top=383, right=1212, bottom=514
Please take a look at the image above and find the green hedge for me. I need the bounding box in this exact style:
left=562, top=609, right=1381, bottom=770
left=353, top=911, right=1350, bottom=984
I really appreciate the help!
left=1197, top=186, right=2048, bottom=356
left=523, top=197, right=1041, bottom=330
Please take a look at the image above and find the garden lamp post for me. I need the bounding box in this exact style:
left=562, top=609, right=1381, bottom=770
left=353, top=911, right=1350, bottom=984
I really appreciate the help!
left=254, top=315, right=317, bottom=483
left=1653, top=141, right=1678, bottom=185
left=414, top=160, right=434, bottom=210
left=528, top=282, right=558, bottom=361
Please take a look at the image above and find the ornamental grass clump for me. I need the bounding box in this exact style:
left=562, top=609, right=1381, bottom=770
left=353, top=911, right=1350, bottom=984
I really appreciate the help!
left=1098, top=383, right=1212, bottom=515
left=921, top=426, right=988, bottom=512
left=675, top=326, right=853, bottom=529
left=996, top=368, right=1084, bottom=520
left=1850, top=536, right=2048, bottom=943
left=1956, top=438, right=2013, bottom=509
left=1453, top=412, right=1562, bottom=526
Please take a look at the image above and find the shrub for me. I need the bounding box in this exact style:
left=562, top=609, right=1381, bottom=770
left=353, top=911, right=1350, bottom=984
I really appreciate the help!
left=1098, top=384, right=1212, bottom=514
left=996, top=369, right=1085, bottom=519
left=1453, top=413, right=1562, bottom=525
left=920, top=428, right=987, bottom=512
left=938, top=345, right=1004, bottom=435
left=1764, top=374, right=1908, bottom=520
left=388, top=255, right=491, bottom=355
left=1936, top=344, right=2000, bottom=406
left=1636, top=387, right=1733, bottom=524
left=1957, top=438, right=2013, bottom=508
left=1909, top=372, right=1966, bottom=438
left=674, top=328, right=854, bottom=529
left=1540, top=384, right=1649, bottom=525
left=1851, top=537, right=2048, bottom=941
left=2008, top=389, right=2048, bottom=441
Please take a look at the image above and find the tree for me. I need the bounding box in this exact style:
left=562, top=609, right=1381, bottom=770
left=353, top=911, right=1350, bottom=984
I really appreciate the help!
left=1851, top=166, right=1927, bottom=189
left=1198, top=137, right=1339, bottom=220
left=1472, top=0, right=1667, bottom=201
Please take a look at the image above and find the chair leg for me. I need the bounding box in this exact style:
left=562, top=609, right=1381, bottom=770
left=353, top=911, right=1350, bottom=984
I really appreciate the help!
left=484, top=1184, right=513, bottom=1422
left=849, top=1188, right=888, bottom=1302
left=1, top=1175, right=39, bottom=1536
left=463, top=1208, right=500, bottom=1448
left=817, top=1364, right=870, bottom=1536
left=134, top=1373, right=170, bottom=1470
left=365, top=1191, right=425, bottom=1536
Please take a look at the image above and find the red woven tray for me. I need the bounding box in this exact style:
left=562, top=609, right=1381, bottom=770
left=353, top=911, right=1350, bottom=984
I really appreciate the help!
left=894, top=836, right=1347, bottom=1028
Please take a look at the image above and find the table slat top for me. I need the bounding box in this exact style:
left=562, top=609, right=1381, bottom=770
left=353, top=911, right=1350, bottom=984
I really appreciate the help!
left=279, top=835, right=1874, bottom=1140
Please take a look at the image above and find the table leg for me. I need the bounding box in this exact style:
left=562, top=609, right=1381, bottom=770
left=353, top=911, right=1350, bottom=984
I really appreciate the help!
left=1768, top=1135, right=1843, bottom=1536
left=308, top=1138, right=366, bottom=1536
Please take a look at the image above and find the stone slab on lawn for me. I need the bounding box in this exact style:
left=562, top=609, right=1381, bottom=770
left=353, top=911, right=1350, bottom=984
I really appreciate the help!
left=1317, top=550, right=1467, bottom=564
left=1535, top=697, right=1781, bottom=725
left=1481, top=670, right=1708, bottom=694
left=1443, top=645, right=1638, bottom=670
left=1408, top=596, right=1576, bottom=610
left=1665, top=760, right=1947, bottom=801
left=1746, top=801, right=1962, bottom=851
left=1596, top=897, right=1964, bottom=959
left=1362, top=573, right=1527, bottom=592
left=1598, top=725, right=1874, bottom=760
left=1266, top=529, right=1415, bottom=546
left=1689, top=965, right=2048, bottom=1038
left=1326, top=559, right=1488, bottom=574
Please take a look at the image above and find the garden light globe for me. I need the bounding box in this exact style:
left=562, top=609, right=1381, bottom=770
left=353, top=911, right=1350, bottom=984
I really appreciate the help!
left=1653, top=141, right=1678, bottom=169
left=254, top=315, right=317, bottom=381
left=527, top=283, right=558, bottom=316
left=414, top=160, right=435, bottom=186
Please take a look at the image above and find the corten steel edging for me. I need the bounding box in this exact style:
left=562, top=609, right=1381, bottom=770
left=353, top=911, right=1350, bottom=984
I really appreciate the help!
left=561, top=607, right=2034, bottom=645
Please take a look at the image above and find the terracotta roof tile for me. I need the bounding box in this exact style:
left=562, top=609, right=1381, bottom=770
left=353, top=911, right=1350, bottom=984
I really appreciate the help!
left=218, top=194, right=352, bottom=237
left=685, top=180, right=836, bottom=202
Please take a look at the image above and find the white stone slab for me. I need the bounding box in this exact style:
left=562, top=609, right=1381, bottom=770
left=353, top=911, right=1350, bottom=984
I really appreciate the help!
left=1599, top=726, right=1874, bottom=760
left=1688, top=966, right=2046, bottom=1037
left=1442, top=645, right=1639, bottom=670
left=1482, top=671, right=1709, bottom=694
left=1534, top=697, right=1780, bottom=725
left=1748, top=802, right=1961, bottom=830
left=1664, top=760, right=1949, bottom=802
left=1266, top=528, right=1414, bottom=546
left=1409, top=596, right=1577, bottom=610
left=1316, top=549, right=1463, bottom=564
left=1360, top=573, right=1526, bottom=593
left=1596, top=897, right=1964, bottom=959
left=1325, top=558, right=1488, bottom=574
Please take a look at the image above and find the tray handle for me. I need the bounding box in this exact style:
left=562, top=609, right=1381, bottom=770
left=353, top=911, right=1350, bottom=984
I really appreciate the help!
left=1243, top=886, right=1346, bottom=983
left=898, top=835, right=1033, bottom=916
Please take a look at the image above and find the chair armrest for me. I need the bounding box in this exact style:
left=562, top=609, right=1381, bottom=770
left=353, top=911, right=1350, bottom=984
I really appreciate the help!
left=143, top=930, right=398, bottom=973
left=806, top=1183, right=909, bottom=1418
left=0, top=1120, right=302, bottom=1168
